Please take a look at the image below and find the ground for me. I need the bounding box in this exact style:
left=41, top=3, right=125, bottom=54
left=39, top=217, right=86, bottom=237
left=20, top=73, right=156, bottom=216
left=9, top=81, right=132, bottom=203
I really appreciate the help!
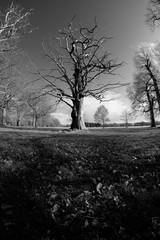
left=1, top=127, right=160, bottom=239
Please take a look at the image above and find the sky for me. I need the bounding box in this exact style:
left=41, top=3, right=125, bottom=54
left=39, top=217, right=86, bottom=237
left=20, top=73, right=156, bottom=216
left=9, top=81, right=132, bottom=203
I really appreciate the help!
left=1, top=0, right=160, bottom=124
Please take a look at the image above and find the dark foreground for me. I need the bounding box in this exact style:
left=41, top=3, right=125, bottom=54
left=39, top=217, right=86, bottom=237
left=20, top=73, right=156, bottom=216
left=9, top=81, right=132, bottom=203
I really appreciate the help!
left=1, top=127, right=160, bottom=239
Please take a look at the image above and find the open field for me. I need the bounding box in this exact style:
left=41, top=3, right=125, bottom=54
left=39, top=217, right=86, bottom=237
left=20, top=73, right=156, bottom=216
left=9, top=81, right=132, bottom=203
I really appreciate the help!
left=1, top=127, right=160, bottom=239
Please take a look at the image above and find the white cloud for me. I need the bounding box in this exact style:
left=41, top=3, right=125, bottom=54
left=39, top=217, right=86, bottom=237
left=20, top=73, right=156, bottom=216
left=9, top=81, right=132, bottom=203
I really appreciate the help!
left=51, top=112, right=71, bottom=125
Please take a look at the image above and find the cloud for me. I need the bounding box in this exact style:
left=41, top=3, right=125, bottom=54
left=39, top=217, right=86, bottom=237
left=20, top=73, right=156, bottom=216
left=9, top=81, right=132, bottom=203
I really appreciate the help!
left=51, top=112, right=71, bottom=125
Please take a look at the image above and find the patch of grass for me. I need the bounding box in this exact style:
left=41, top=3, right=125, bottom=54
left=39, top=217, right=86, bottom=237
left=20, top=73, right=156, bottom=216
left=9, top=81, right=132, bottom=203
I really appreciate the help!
left=1, top=127, right=160, bottom=239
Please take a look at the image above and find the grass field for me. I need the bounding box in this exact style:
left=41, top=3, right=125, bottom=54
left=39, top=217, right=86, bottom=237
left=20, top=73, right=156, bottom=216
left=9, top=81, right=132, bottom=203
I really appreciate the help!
left=1, top=127, right=160, bottom=239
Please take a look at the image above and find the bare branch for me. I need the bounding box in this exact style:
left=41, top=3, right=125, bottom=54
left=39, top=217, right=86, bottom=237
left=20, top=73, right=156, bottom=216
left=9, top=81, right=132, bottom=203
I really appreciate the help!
left=0, top=3, right=34, bottom=50
left=146, top=0, right=160, bottom=30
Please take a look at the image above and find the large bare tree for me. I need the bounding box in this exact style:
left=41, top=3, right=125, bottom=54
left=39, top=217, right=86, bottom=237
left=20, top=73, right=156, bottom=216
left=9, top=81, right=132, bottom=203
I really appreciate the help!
left=40, top=18, right=124, bottom=130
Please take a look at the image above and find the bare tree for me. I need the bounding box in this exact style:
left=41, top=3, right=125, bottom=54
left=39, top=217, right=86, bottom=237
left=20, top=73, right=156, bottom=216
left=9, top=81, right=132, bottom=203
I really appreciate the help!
left=94, top=105, right=109, bottom=128
left=0, top=49, right=29, bottom=126
left=8, top=98, right=27, bottom=126
left=40, top=18, right=124, bottom=130
left=120, top=109, right=132, bottom=128
left=0, top=3, right=33, bottom=126
left=127, top=71, right=157, bottom=127
left=134, top=45, right=160, bottom=113
left=24, top=92, right=54, bottom=128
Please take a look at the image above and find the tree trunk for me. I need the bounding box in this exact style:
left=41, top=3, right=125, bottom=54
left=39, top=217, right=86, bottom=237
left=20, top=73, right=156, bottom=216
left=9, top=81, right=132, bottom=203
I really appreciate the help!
left=70, top=98, right=86, bottom=130
left=16, top=118, right=20, bottom=126
left=0, top=108, right=3, bottom=126
left=16, top=109, right=21, bottom=126
left=102, top=119, right=105, bottom=129
left=145, top=64, right=160, bottom=112
left=33, top=116, right=38, bottom=128
left=150, top=109, right=156, bottom=127
left=0, top=108, right=6, bottom=126
left=146, top=90, right=156, bottom=127
left=149, top=99, right=156, bottom=127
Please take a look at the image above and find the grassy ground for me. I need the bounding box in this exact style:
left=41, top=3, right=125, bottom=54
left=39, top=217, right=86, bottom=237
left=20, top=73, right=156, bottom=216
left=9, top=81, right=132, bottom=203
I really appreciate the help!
left=1, top=127, right=160, bottom=239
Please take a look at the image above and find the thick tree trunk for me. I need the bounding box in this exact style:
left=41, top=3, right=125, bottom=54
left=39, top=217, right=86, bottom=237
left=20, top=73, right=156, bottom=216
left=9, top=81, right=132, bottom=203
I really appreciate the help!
left=146, top=90, right=156, bottom=127
left=150, top=109, right=156, bottom=127
left=70, top=98, right=86, bottom=130
left=145, top=64, right=160, bottom=112
left=149, top=99, right=156, bottom=127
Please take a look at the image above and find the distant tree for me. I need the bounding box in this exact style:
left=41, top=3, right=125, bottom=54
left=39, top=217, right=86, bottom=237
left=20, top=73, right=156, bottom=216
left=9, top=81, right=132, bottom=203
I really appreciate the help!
left=51, top=118, right=61, bottom=127
left=94, top=105, right=109, bottom=128
left=120, top=109, right=132, bottom=128
left=40, top=18, right=125, bottom=130
left=24, top=92, right=54, bottom=128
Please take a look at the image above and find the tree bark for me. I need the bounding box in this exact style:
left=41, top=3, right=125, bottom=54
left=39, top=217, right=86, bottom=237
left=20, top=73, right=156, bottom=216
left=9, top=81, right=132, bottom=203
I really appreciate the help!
left=146, top=90, right=156, bottom=127
left=150, top=108, right=156, bottom=127
left=70, top=98, right=86, bottom=130
left=145, top=64, right=160, bottom=112
left=149, top=99, right=156, bottom=127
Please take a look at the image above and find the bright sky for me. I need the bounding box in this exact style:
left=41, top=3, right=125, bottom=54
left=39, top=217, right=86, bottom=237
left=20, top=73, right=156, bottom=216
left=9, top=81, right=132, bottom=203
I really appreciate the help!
left=1, top=0, right=160, bottom=123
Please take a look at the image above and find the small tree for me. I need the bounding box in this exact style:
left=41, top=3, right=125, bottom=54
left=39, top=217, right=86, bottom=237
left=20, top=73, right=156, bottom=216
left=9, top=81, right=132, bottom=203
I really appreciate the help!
left=94, top=105, right=109, bottom=128
left=24, top=92, right=54, bottom=128
left=120, top=109, right=132, bottom=128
